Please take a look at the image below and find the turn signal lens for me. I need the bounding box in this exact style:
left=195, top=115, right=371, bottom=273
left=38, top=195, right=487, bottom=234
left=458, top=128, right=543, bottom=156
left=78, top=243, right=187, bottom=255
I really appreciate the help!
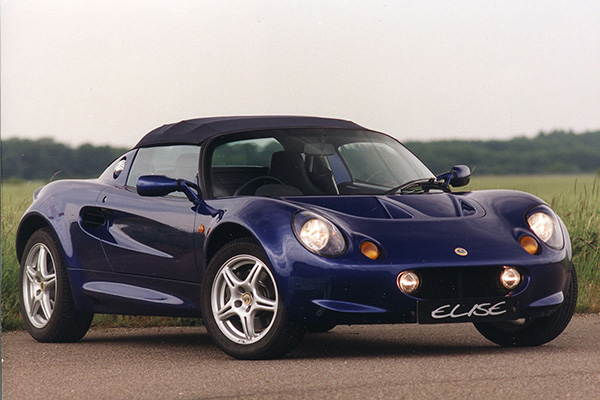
left=397, top=271, right=420, bottom=294
left=360, top=241, right=380, bottom=260
left=500, top=267, right=521, bottom=290
left=519, top=235, right=539, bottom=255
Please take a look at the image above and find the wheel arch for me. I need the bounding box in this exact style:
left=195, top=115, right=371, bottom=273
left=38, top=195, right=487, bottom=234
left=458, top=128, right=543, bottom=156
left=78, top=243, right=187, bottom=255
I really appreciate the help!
left=204, top=222, right=257, bottom=265
left=16, top=213, right=54, bottom=263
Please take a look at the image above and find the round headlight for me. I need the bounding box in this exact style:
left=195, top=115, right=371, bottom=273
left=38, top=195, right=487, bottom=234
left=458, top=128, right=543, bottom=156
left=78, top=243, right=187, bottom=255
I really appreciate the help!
left=293, top=212, right=346, bottom=256
left=299, top=218, right=331, bottom=252
left=527, top=209, right=564, bottom=249
left=527, top=212, right=554, bottom=242
left=397, top=271, right=420, bottom=294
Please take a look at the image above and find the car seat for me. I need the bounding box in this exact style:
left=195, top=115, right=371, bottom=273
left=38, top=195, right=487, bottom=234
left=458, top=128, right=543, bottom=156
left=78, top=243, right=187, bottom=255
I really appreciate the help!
left=268, top=151, right=323, bottom=195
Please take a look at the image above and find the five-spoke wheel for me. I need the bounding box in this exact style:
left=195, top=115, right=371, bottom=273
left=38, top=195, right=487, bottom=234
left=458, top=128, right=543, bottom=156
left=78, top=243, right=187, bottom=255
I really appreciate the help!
left=202, top=238, right=305, bottom=359
left=211, top=254, right=278, bottom=344
left=19, top=228, right=93, bottom=342
left=22, top=243, right=57, bottom=329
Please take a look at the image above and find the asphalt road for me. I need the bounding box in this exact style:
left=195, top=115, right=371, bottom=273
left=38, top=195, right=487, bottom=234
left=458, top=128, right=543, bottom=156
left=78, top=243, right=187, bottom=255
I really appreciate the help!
left=2, top=314, right=599, bottom=400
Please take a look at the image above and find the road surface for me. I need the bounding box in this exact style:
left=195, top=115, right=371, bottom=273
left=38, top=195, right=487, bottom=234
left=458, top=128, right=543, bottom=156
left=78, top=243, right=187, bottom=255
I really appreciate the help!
left=2, top=314, right=599, bottom=399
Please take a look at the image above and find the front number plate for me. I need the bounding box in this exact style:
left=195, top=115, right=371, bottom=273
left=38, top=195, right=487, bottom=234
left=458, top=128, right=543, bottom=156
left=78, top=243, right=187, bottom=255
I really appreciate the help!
left=417, top=297, right=520, bottom=324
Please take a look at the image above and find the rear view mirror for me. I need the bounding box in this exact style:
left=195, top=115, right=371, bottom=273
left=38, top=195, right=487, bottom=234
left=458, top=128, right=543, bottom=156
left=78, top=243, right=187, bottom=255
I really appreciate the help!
left=304, top=143, right=335, bottom=156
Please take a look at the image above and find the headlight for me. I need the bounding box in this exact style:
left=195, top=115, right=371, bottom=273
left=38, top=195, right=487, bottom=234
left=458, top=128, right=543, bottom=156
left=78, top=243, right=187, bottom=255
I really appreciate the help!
left=527, top=208, right=564, bottom=249
left=293, top=211, right=346, bottom=256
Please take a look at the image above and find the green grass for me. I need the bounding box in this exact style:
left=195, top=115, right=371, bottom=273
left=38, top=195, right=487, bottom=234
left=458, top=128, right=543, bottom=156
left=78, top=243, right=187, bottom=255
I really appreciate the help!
left=463, top=174, right=599, bottom=204
left=547, top=181, right=599, bottom=312
left=1, top=181, right=41, bottom=329
left=2, top=175, right=599, bottom=331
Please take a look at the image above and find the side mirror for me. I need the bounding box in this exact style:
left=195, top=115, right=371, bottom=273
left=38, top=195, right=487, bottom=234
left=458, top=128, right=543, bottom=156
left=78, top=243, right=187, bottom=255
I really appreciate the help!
left=137, top=175, right=181, bottom=197
left=136, top=175, right=223, bottom=219
left=137, top=175, right=201, bottom=202
left=449, top=165, right=471, bottom=187
left=436, top=165, right=471, bottom=188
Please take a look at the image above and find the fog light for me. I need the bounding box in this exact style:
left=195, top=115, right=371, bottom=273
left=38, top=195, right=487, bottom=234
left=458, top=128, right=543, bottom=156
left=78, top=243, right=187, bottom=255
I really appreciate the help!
left=360, top=241, right=380, bottom=260
left=500, top=267, right=521, bottom=290
left=519, top=235, right=539, bottom=255
left=397, top=271, right=420, bottom=294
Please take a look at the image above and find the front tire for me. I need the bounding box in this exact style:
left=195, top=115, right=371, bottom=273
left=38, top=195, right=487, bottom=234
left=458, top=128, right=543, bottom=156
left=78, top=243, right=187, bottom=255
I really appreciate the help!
left=474, top=266, right=578, bottom=347
left=201, top=238, right=305, bottom=359
left=19, top=228, right=93, bottom=342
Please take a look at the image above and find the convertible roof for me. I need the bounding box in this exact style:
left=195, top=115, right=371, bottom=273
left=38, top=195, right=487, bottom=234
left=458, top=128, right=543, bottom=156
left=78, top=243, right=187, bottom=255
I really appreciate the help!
left=134, top=116, right=366, bottom=148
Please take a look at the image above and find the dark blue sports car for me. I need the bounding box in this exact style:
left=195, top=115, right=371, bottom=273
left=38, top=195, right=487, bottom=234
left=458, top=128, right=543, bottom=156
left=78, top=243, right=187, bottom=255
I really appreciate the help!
left=17, top=116, right=577, bottom=359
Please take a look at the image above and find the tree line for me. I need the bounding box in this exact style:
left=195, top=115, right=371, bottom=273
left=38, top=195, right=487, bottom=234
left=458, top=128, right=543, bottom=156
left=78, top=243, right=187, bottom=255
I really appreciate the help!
left=1, top=130, right=599, bottom=182
left=405, top=130, right=600, bottom=175
left=1, top=138, right=128, bottom=181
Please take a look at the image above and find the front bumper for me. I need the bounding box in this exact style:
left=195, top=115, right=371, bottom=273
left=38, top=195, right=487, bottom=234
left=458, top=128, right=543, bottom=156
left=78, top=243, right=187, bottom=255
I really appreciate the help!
left=281, top=256, right=573, bottom=327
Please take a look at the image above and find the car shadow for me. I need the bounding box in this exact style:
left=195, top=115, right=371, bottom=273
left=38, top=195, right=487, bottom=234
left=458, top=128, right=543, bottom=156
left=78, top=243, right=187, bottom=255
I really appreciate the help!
left=81, top=327, right=213, bottom=347
left=291, top=331, right=545, bottom=360
left=80, top=325, right=555, bottom=361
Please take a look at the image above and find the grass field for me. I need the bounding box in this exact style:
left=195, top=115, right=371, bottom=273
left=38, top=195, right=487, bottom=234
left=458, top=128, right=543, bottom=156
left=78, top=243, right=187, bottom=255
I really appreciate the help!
left=463, top=174, right=599, bottom=204
left=2, top=175, right=599, bottom=330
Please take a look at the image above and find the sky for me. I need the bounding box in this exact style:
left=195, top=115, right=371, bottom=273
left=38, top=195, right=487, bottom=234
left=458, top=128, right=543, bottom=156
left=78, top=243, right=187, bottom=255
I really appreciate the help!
left=2, top=1, right=599, bottom=148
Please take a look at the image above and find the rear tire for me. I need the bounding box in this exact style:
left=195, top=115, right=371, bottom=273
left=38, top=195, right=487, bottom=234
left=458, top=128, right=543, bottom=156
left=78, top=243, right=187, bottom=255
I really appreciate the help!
left=474, top=266, right=578, bottom=347
left=19, top=228, right=93, bottom=342
left=202, top=238, right=305, bottom=359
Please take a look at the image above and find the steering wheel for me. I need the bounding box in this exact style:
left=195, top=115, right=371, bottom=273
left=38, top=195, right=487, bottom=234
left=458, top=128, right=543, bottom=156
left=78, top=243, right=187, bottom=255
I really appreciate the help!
left=234, top=176, right=284, bottom=196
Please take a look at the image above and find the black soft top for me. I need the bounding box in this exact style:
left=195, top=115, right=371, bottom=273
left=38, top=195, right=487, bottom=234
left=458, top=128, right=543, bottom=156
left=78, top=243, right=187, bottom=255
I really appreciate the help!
left=134, top=116, right=366, bottom=148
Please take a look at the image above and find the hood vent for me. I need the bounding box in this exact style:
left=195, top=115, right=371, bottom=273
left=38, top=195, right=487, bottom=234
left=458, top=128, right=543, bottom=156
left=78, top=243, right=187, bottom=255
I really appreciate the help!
left=460, top=200, right=477, bottom=216
left=379, top=199, right=413, bottom=219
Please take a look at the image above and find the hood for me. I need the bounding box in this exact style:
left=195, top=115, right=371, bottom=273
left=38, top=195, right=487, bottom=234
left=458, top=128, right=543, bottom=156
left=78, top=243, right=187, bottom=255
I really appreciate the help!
left=288, top=193, right=484, bottom=220
left=282, top=191, right=558, bottom=266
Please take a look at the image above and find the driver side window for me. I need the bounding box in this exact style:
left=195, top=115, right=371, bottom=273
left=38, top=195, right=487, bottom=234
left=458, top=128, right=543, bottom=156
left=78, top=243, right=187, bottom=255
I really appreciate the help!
left=126, top=145, right=201, bottom=191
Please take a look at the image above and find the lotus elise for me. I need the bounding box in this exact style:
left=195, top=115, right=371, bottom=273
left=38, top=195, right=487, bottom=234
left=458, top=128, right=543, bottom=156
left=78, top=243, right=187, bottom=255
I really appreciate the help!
left=17, top=116, right=577, bottom=359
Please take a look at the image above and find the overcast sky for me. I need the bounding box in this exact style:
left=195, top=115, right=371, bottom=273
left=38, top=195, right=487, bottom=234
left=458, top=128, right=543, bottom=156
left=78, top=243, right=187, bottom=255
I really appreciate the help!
left=2, top=1, right=599, bottom=148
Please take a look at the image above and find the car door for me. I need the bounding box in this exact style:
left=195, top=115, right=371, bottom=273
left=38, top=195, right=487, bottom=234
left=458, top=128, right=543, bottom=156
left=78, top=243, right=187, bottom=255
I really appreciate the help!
left=98, top=145, right=202, bottom=282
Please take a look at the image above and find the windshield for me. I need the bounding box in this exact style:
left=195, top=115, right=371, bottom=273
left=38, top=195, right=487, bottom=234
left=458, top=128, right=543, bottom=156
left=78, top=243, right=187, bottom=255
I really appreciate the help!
left=209, top=129, right=434, bottom=197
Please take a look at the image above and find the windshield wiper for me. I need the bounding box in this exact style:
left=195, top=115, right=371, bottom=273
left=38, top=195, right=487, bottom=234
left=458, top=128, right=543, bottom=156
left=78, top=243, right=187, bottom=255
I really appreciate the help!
left=383, top=178, right=450, bottom=195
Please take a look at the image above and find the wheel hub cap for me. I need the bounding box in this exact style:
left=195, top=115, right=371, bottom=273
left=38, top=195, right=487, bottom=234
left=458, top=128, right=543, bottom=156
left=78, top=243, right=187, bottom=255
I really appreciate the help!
left=242, top=293, right=253, bottom=306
